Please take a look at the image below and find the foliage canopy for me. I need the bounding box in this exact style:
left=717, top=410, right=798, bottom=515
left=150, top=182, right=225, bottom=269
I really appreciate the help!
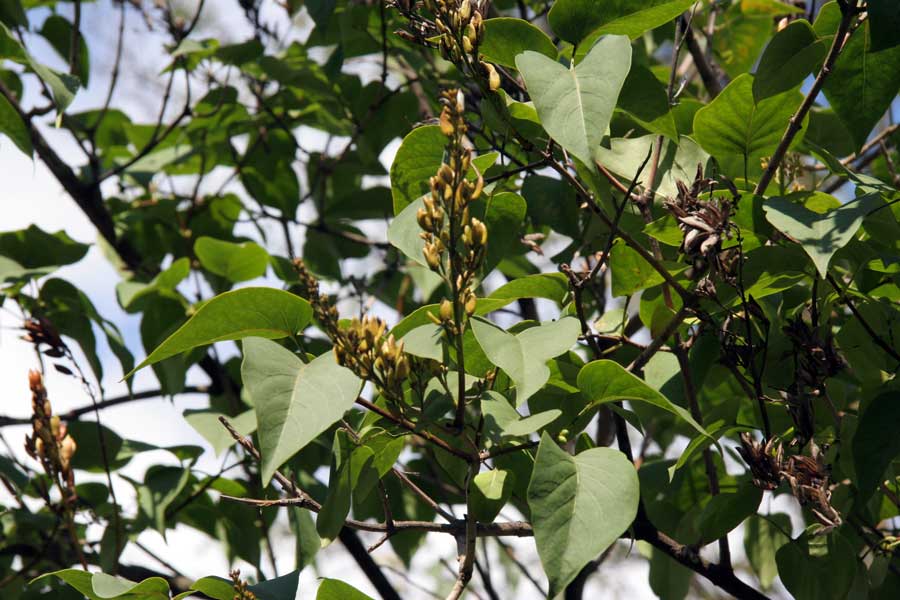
left=1, top=1, right=899, bottom=599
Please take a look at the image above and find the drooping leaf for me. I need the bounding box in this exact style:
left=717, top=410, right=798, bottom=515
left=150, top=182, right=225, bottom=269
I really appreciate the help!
left=471, top=316, right=581, bottom=404
left=194, top=236, right=269, bottom=282
left=242, top=338, right=361, bottom=485
left=528, top=433, right=639, bottom=596
left=0, top=92, right=30, bottom=157
left=762, top=192, right=883, bottom=277
left=753, top=20, right=827, bottom=101
left=693, top=74, right=806, bottom=160
left=129, top=287, right=312, bottom=376
left=39, top=15, right=89, bottom=86
left=480, top=18, right=557, bottom=69
left=577, top=360, right=710, bottom=439
left=516, top=35, right=632, bottom=169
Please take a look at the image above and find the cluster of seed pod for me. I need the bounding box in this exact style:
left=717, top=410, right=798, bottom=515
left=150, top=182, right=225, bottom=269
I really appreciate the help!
left=665, top=167, right=737, bottom=283
left=294, top=260, right=411, bottom=398
left=24, top=370, right=77, bottom=496
left=418, top=90, right=487, bottom=332
left=424, top=0, right=500, bottom=90
left=737, top=433, right=841, bottom=533
left=761, top=152, right=805, bottom=191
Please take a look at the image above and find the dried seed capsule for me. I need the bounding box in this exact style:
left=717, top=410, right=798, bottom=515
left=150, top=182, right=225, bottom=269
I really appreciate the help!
left=440, top=299, right=454, bottom=322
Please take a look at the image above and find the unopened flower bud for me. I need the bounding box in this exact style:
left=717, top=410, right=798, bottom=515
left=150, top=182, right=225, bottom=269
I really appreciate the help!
left=440, top=299, right=454, bottom=322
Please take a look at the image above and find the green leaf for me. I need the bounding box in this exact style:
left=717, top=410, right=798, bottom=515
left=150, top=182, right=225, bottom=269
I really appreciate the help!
left=577, top=360, right=710, bottom=440
left=852, top=390, right=900, bottom=500
left=595, top=134, right=708, bottom=198
left=471, top=316, right=581, bottom=404
left=470, top=468, right=515, bottom=522
left=776, top=530, right=857, bottom=600
left=483, top=191, right=527, bottom=275
left=172, top=577, right=231, bottom=600
left=745, top=513, right=791, bottom=589
left=0, top=224, right=88, bottom=268
left=248, top=569, right=301, bottom=600
left=482, top=390, right=561, bottom=438
left=693, top=74, right=806, bottom=160
left=242, top=338, right=361, bottom=485
left=762, top=192, right=883, bottom=277
left=753, top=20, right=827, bottom=101
left=609, top=241, right=665, bottom=296
left=390, top=125, right=445, bottom=214
left=28, top=58, right=79, bottom=116
left=317, top=430, right=376, bottom=545
left=32, top=571, right=169, bottom=600
left=617, top=64, right=679, bottom=140
left=39, top=15, right=89, bottom=86
left=869, top=0, right=900, bottom=51
left=0, top=92, right=30, bottom=157
left=387, top=196, right=428, bottom=267
left=643, top=542, right=692, bottom=600
left=817, top=3, right=900, bottom=149
left=516, top=35, right=632, bottom=169
left=400, top=324, right=443, bottom=361
left=528, top=432, right=639, bottom=596
left=549, top=0, right=696, bottom=44
left=183, top=409, right=257, bottom=456
left=316, top=579, right=374, bottom=600
left=129, top=287, right=312, bottom=377
left=91, top=574, right=170, bottom=599
left=481, top=18, right=557, bottom=69
left=194, top=236, right=269, bottom=282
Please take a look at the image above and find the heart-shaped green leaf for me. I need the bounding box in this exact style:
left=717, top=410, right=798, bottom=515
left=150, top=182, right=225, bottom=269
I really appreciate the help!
left=528, top=433, right=639, bottom=596
left=242, top=337, right=361, bottom=485
left=517, top=35, right=631, bottom=169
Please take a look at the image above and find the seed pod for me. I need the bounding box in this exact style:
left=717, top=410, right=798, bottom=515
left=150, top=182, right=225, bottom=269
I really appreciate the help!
left=462, top=35, right=473, bottom=54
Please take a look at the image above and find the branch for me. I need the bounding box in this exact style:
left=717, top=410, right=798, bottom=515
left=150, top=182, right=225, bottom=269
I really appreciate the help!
left=0, top=386, right=209, bottom=427
left=754, top=4, right=856, bottom=195
left=634, top=521, right=770, bottom=600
